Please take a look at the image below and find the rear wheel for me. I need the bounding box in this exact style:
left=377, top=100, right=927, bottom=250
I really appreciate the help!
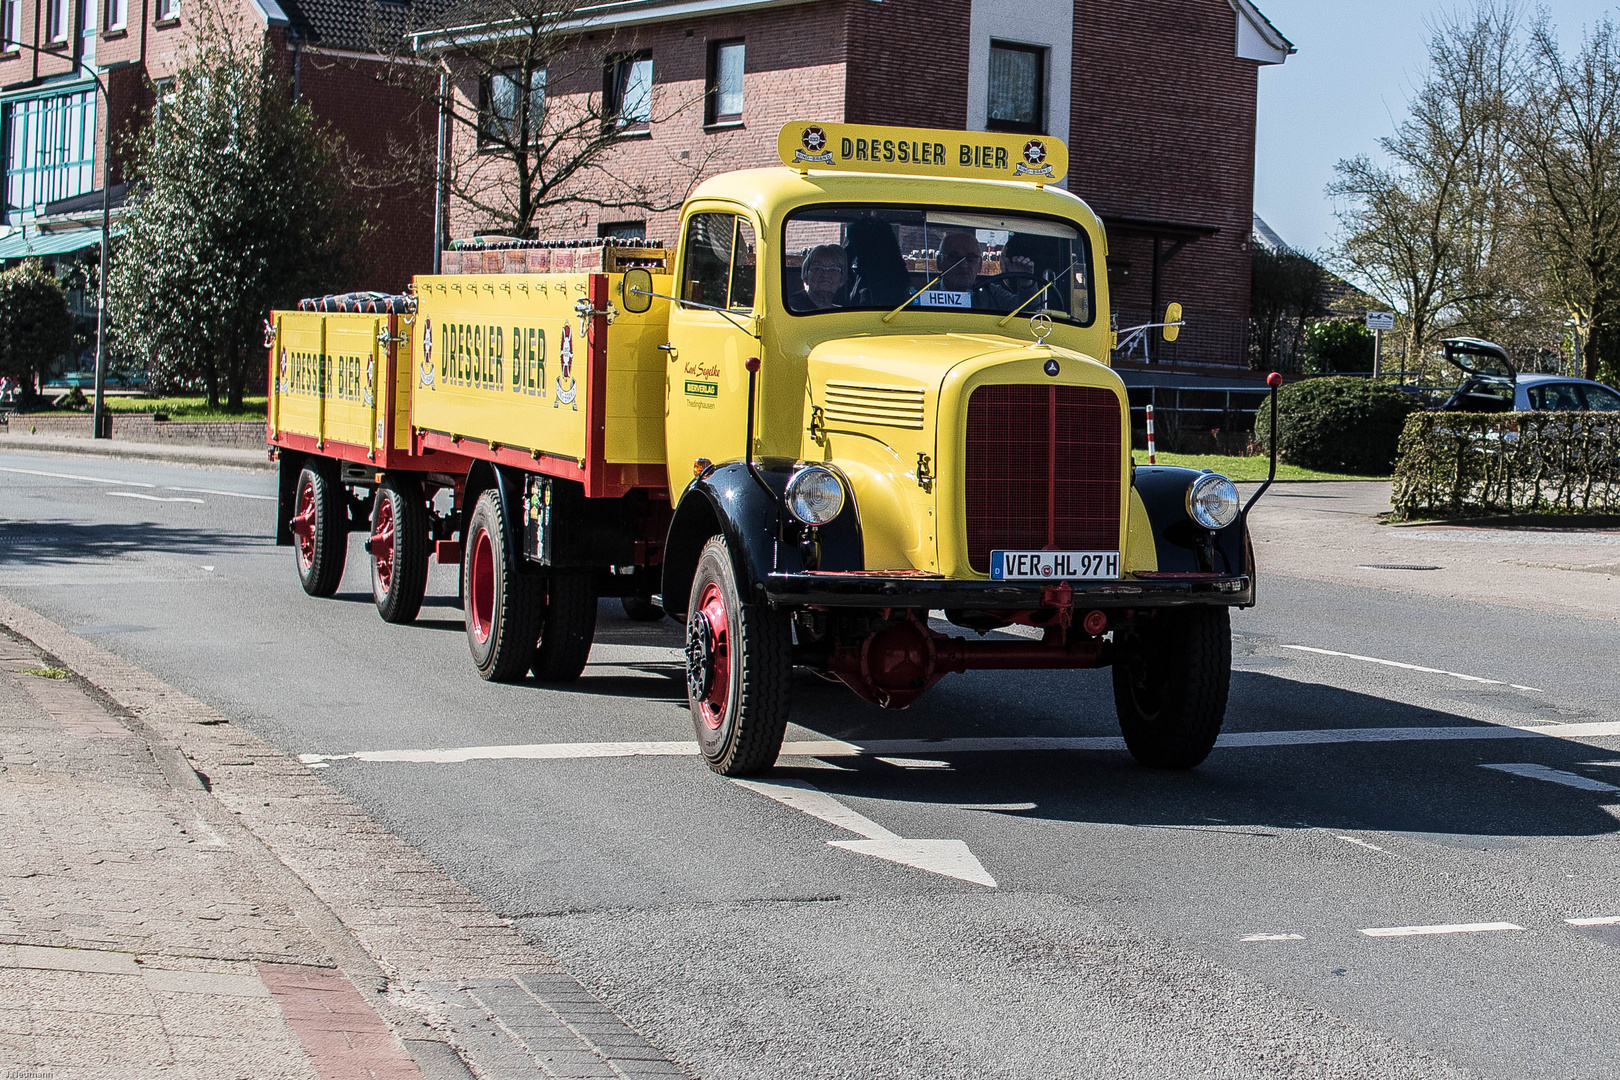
left=370, top=476, right=429, bottom=624
left=1113, top=607, right=1231, bottom=768
left=620, top=597, right=664, bottom=621
left=530, top=570, right=598, bottom=682
left=463, top=490, right=542, bottom=682
left=290, top=463, right=346, bottom=597
left=685, top=536, right=791, bottom=776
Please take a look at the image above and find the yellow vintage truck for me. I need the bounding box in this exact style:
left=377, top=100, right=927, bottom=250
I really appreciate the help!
left=268, top=120, right=1275, bottom=777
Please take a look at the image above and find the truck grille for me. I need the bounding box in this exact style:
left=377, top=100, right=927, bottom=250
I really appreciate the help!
left=964, top=384, right=1121, bottom=572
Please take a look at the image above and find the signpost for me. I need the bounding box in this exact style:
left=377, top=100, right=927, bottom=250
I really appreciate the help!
left=1365, top=311, right=1395, bottom=379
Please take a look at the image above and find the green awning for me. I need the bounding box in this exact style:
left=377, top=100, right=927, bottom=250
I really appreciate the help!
left=0, top=229, right=112, bottom=260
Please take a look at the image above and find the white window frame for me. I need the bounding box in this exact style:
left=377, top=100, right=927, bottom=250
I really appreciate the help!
left=48, top=0, right=69, bottom=42
left=155, top=0, right=176, bottom=22
left=2, top=0, right=20, bottom=50
left=105, top=0, right=124, bottom=31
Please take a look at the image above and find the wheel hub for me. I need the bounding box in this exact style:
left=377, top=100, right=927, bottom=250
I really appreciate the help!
left=370, top=498, right=396, bottom=591
left=290, top=479, right=317, bottom=570
left=685, top=583, right=730, bottom=729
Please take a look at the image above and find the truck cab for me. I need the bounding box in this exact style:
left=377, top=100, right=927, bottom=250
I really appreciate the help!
left=269, top=121, right=1264, bottom=779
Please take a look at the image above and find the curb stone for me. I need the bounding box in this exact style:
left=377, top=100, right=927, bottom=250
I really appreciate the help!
left=0, top=594, right=696, bottom=1080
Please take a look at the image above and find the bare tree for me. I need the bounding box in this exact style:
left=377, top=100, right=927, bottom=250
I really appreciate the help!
left=1512, top=16, right=1620, bottom=383
left=1327, top=3, right=1524, bottom=364
left=1249, top=245, right=1325, bottom=373
left=375, top=0, right=716, bottom=240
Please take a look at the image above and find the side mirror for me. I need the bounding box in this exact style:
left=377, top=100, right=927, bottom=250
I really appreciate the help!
left=1163, top=302, right=1183, bottom=343
left=621, top=267, right=654, bottom=314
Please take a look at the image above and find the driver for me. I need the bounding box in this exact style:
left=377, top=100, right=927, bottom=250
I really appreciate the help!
left=936, top=231, right=983, bottom=295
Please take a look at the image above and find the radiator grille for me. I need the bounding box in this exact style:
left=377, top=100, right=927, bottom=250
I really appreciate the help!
left=824, top=381, right=926, bottom=429
left=964, top=384, right=1122, bottom=572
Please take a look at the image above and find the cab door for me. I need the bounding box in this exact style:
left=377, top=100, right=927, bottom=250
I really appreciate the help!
left=664, top=208, right=760, bottom=500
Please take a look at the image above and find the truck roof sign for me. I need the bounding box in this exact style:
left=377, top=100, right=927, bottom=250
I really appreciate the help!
left=776, top=121, right=1069, bottom=187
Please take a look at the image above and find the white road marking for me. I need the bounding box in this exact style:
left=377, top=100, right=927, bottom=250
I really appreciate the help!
left=875, top=757, right=951, bottom=769
left=0, top=465, right=154, bottom=487
left=164, top=486, right=275, bottom=500
left=1359, top=922, right=1524, bottom=938
left=959, top=803, right=1037, bottom=812
left=1241, top=933, right=1304, bottom=942
left=1480, top=763, right=1620, bottom=792
left=731, top=777, right=997, bottom=887
left=107, top=492, right=205, bottom=504
left=1336, top=835, right=1387, bottom=852
left=298, top=721, right=1620, bottom=767
left=1280, top=645, right=1542, bottom=692
left=1566, top=916, right=1620, bottom=926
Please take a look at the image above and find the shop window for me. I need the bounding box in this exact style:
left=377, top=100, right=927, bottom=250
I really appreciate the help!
left=604, top=50, right=652, bottom=132
left=3, top=91, right=97, bottom=224
left=987, top=41, right=1045, bottom=134
left=706, top=40, right=744, bottom=125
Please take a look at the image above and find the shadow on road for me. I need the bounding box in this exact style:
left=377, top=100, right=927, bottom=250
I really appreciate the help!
left=0, top=518, right=264, bottom=565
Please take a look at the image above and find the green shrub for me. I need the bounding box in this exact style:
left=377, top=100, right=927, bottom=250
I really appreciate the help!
left=1256, top=376, right=1418, bottom=474
left=0, top=259, right=71, bottom=406
left=1304, top=320, right=1375, bottom=373
left=1391, top=411, right=1620, bottom=518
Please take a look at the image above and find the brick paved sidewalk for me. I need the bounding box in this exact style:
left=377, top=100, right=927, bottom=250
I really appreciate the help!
left=0, top=599, right=694, bottom=1080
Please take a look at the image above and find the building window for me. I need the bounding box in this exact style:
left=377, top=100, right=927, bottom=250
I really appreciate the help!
left=47, top=0, right=69, bottom=42
left=1, top=0, right=19, bottom=50
left=598, top=221, right=645, bottom=240
left=986, top=41, right=1045, bottom=134
left=706, top=40, right=744, bottom=125
left=604, top=51, right=652, bottom=132
left=155, top=0, right=176, bottom=21
left=3, top=91, right=97, bottom=225
left=479, top=67, right=545, bottom=147
left=106, top=0, right=124, bottom=31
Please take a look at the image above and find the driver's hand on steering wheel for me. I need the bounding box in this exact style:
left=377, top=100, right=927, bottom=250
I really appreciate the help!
left=1006, top=256, right=1035, bottom=276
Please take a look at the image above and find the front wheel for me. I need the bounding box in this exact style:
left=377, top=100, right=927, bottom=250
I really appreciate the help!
left=1113, top=607, right=1232, bottom=769
left=685, top=536, right=791, bottom=776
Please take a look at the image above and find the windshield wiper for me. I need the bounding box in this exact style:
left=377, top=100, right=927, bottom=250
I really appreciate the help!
left=881, top=257, right=968, bottom=324
left=996, top=258, right=1083, bottom=328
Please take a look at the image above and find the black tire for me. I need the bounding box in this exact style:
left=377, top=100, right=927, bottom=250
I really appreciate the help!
left=684, top=536, right=791, bottom=776
left=531, top=570, right=598, bottom=682
left=463, top=490, right=543, bottom=682
left=292, top=463, right=347, bottom=598
left=370, top=476, right=429, bottom=624
left=1113, top=607, right=1232, bottom=769
left=620, top=597, right=665, bottom=621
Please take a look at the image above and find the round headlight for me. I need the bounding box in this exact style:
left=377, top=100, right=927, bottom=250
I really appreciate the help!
left=786, top=466, right=845, bottom=525
left=1186, top=473, right=1239, bottom=530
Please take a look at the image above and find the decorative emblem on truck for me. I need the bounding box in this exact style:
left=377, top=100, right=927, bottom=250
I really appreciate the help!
left=420, top=320, right=435, bottom=388
left=793, top=125, right=835, bottom=165
left=555, top=324, right=578, bottom=409
left=278, top=348, right=289, bottom=394
left=1014, top=139, right=1054, bottom=179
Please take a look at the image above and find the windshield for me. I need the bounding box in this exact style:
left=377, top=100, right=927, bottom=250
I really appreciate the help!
left=781, top=205, right=1093, bottom=324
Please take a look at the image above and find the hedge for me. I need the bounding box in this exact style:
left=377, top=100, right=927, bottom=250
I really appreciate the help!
left=1256, top=376, right=1418, bottom=474
left=1391, top=411, right=1620, bottom=519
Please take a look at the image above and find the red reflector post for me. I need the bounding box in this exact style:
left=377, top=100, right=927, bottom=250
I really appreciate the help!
left=1082, top=609, right=1109, bottom=636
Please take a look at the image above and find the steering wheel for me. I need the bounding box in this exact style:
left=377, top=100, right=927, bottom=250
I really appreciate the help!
left=977, top=272, right=1042, bottom=293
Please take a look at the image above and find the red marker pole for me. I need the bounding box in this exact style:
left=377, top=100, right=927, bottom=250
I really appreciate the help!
left=1145, top=404, right=1157, bottom=465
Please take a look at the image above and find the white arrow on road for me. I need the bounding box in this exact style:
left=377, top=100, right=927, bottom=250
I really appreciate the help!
left=731, top=777, right=996, bottom=887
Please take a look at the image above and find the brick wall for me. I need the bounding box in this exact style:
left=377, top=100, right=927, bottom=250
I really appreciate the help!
left=0, top=412, right=265, bottom=445
left=842, top=0, right=971, bottom=128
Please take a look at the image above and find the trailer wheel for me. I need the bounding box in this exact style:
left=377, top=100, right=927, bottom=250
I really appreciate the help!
left=464, top=490, right=542, bottom=682
left=685, top=536, right=790, bottom=776
left=530, top=571, right=598, bottom=682
left=620, top=597, right=664, bottom=621
left=290, top=463, right=347, bottom=598
left=1112, top=607, right=1231, bottom=769
left=370, top=476, right=429, bottom=624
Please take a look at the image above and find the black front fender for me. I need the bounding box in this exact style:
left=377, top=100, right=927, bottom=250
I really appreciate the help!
left=661, top=461, right=863, bottom=617
left=1133, top=466, right=1250, bottom=577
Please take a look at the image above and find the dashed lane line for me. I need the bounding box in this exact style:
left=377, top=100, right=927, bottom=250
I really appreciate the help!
left=1567, top=916, right=1620, bottom=926
left=106, top=492, right=206, bottom=504
left=163, top=486, right=275, bottom=500
left=1360, top=922, right=1524, bottom=938
left=1279, top=645, right=1542, bottom=692
left=1241, top=933, right=1305, bottom=942
left=1335, top=835, right=1388, bottom=853
left=0, top=465, right=155, bottom=487
left=1481, top=763, right=1620, bottom=792
left=297, top=720, right=1620, bottom=767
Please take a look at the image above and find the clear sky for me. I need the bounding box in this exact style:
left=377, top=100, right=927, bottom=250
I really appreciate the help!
left=1253, top=0, right=1619, bottom=256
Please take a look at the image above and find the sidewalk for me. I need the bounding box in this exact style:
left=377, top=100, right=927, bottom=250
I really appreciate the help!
left=0, top=597, right=694, bottom=1080
left=0, top=434, right=274, bottom=473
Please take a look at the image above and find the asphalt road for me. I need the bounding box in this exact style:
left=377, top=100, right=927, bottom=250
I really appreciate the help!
left=4, top=447, right=1620, bottom=1079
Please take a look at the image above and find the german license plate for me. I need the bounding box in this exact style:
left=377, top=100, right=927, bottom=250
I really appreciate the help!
left=990, top=550, right=1120, bottom=581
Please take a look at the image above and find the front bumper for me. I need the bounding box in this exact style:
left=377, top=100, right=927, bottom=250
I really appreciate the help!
left=764, top=572, right=1253, bottom=609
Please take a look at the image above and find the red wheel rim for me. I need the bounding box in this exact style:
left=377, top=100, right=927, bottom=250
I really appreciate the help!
left=468, top=526, right=495, bottom=644
left=690, top=581, right=731, bottom=729
left=371, top=496, right=396, bottom=593
left=291, top=477, right=317, bottom=571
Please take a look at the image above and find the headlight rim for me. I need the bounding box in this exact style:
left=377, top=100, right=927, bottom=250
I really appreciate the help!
left=785, top=464, right=847, bottom=526
left=1185, top=472, right=1240, bottom=530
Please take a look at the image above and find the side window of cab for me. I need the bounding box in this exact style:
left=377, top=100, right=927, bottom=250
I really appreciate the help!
left=681, top=212, right=757, bottom=310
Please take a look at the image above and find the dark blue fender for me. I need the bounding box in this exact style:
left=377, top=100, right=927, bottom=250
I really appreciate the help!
left=1132, top=466, right=1251, bottom=577
left=461, top=460, right=533, bottom=574
left=661, top=460, right=864, bottom=617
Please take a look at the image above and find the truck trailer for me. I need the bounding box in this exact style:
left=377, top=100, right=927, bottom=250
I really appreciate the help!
left=268, top=121, right=1275, bottom=777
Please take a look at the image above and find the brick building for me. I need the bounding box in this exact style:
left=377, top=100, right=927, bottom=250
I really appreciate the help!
left=432, top=0, right=1291, bottom=371
left=0, top=0, right=434, bottom=300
